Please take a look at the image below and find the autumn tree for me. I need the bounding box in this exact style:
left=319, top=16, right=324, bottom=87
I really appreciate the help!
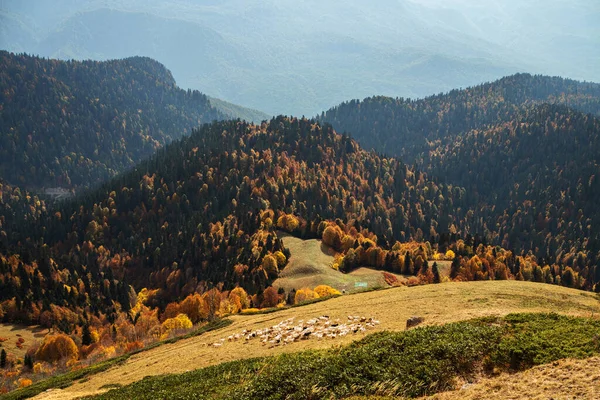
left=160, top=314, right=193, bottom=339
left=322, top=226, right=343, bottom=250
left=203, top=288, right=221, bottom=321
left=229, top=287, right=250, bottom=313
left=135, top=307, right=161, bottom=337
left=36, top=334, right=79, bottom=363
left=294, top=288, right=319, bottom=304
left=179, top=293, right=207, bottom=324
left=314, top=285, right=341, bottom=297
left=161, top=302, right=181, bottom=322
left=262, top=255, right=279, bottom=278
left=261, top=286, right=281, bottom=308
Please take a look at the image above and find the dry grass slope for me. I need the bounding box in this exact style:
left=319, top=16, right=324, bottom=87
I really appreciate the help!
left=425, top=357, right=600, bottom=400
left=32, top=280, right=600, bottom=400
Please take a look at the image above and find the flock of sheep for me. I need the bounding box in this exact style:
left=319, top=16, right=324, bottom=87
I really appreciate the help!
left=208, top=315, right=380, bottom=348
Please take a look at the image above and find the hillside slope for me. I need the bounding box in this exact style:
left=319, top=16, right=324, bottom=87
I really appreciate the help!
left=3, top=114, right=600, bottom=330
left=2, top=116, right=454, bottom=324
left=0, top=51, right=224, bottom=189
left=29, top=281, right=600, bottom=400
left=426, top=357, right=600, bottom=400
left=319, top=75, right=600, bottom=292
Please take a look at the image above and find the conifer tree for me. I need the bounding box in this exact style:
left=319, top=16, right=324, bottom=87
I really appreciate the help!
left=432, top=262, right=441, bottom=283
left=24, top=354, right=33, bottom=370
left=82, top=324, right=92, bottom=346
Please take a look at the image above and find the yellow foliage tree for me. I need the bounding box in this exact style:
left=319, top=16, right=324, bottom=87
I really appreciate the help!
left=179, top=293, right=207, bottom=324
left=445, top=249, right=456, bottom=259
left=294, top=288, right=320, bottom=304
left=36, top=334, right=79, bottom=363
left=277, top=214, right=299, bottom=232
left=262, top=255, right=279, bottom=278
left=229, top=287, right=250, bottom=312
left=273, top=251, right=287, bottom=267
left=90, top=329, right=100, bottom=344
left=314, top=285, right=341, bottom=297
left=160, top=314, right=193, bottom=339
left=219, top=298, right=234, bottom=315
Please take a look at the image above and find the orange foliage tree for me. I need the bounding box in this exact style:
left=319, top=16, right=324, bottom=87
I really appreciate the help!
left=36, top=334, right=79, bottom=363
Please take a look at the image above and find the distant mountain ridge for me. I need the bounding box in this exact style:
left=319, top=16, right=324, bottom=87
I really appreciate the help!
left=320, top=73, right=600, bottom=162
left=5, top=1, right=598, bottom=116
left=0, top=52, right=262, bottom=189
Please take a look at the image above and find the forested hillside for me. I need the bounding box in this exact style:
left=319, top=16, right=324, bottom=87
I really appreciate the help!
left=2, top=116, right=438, bottom=323
left=430, top=105, right=600, bottom=274
left=1, top=115, right=599, bottom=393
left=320, top=74, right=600, bottom=162
left=319, top=74, right=600, bottom=285
left=0, top=51, right=224, bottom=189
left=3, top=115, right=600, bottom=329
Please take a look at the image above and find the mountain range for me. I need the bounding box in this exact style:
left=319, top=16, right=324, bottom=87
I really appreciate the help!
left=2, top=0, right=598, bottom=116
left=1, top=53, right=600, bottom=331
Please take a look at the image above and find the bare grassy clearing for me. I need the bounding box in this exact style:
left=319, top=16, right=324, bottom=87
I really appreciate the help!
left=0, top=324, right=48, bottom=358
left=273, top=234, right=405, bottom=292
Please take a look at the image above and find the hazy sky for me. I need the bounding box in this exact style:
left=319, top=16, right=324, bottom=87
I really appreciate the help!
left=1, top=0, right=598, bottom=115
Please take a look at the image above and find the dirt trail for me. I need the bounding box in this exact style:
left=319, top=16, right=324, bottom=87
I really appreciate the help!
left=33, top=280, right=600, bottom=399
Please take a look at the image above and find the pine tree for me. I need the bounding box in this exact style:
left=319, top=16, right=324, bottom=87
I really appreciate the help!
left=403, top=252, right=414, bottom=275
left=432, top=262, right=441, bottom=284
left=24, top=353, right=33, bottom=370
left=82, top=324, right=92, bottom=346
left=0, top=349, right=6, bottom=368
left=450, top=256, right=460, bottom=279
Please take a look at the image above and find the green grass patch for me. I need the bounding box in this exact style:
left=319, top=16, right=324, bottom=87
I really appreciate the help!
left=2, top=319, right=232, bottom=400
left=88, top=313, right=600, bottom=399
